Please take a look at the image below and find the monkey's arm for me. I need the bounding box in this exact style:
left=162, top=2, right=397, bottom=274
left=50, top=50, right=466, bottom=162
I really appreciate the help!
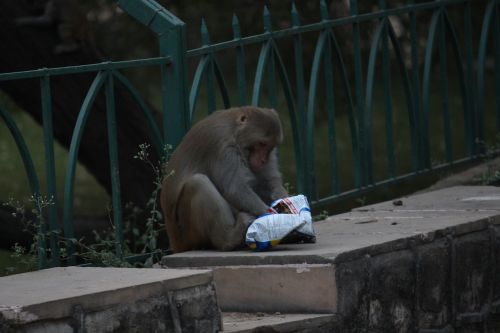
left=212, top=148, right=269, bottom=217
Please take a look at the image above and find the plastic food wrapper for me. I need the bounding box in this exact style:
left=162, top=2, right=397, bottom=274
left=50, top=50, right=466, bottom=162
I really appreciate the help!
left=245, top=195, right=316, bottom=251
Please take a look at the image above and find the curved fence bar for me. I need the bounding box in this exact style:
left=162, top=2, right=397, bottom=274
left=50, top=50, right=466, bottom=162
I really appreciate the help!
left=189, top=56, right=231, bottom=122
left=0, top=105, right=45, bottom=268
left=478, top=1, right=499, bottom=143
left=112, top=72, right=164, bottom=157
left=306, top=31, right=328, bottom=200
left=438, top=8, right=453, bottom=163
left=40, top=75, right=60, bottom=267
left=443, top=10, right=473, bottom=157
left=62, top=72, right=107, bottom=264
left=232, top=14, right=247, bottom=106
left=105, top=71, right=124, bottom=259
left=387, top=23, right=418, bottom=173
left=0, top=107, right=41, bottom=200
left=365, top=18, right=389, bottom=182
left=422, top=9, right=442, bottom=169
left=329, top=32, right=361, bottom=190
left=307, top=28, right=360, bottom=200
left=366, top=18, right=418, bottom=178
left=189, top=56, right=210, bottom=120
left=250, top=30, right=303, bottom=196
left=268, top=41, right=303, bottom=195
left=251, top=41, right=272, bottom=106
left=351, top=0, right=369, bottom=186
left=463, top=1, right=476, bottom=155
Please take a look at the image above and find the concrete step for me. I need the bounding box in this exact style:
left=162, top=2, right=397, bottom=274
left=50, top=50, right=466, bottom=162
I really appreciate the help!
left=221, top=312, right=338, bottom=332
left=162, top=186, right=500, bottom=331
left=0, top=266, right=222, bottom=332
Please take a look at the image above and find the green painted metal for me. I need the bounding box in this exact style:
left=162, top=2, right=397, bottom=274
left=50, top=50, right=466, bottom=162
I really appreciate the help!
left=40, top=75, right=60, bottom=266
left=351, top=0, right=371, bottom=187
left=464, top=0, right=476, bottom=155
left=105, top=71, right=124, bottom=258
left=443, top=10, right=474, bottom=159
left=407, top=0, right=424, bottom=170
left=291, top=2, right=307, bottom=194
left=233, top=14, right=247, bottom=106
left=62, top=72, right=108, bottom=264
left=189, top=54, right=231, bottom=121
left=439, top=7, right=453, bottom=163
left=422, top=10, right=442, bottom=169
left=112, top=71, right=163, bottom=156
left=1, top=0, right=499, bottom=269
left=0, top=105, right=45, bottom=268
left=321, top=1, right=339, bottom=195
left=118, top=0, right=189, bottom=148
left=478, top=1, right=500, bottom=144
left=250, top=34, right=303, bottom=200
left=494, top=3, right=500, bottom=133
left=201, top=19, right=217, bottom=114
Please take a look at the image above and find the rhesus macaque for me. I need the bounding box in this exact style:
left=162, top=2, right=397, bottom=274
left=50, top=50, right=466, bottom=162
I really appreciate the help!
left=16, top=0, right=91, bottom=55
left=160, top=106, right=288, bottom=253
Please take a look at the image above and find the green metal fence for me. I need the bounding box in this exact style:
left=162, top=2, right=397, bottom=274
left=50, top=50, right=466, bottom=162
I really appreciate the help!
left=0, top=0, right=499, bottom=268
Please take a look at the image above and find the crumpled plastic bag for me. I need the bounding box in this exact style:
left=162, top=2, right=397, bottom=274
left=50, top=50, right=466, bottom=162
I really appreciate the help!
left=245, top=195, right=316, bottom=251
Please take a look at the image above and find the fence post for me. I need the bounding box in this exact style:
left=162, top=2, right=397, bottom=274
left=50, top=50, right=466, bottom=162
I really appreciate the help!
left=118, top=0, right=189, bottom=149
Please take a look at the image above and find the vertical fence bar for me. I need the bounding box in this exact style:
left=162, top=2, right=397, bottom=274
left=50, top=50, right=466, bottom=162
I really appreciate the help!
left=105, top=71, right=124, bottom=258
left=494, top=4, right=500, bottom=133
left=380, top=0, right=396, bottom=178
left=40, top=74, right=60, bottom=266
left=438, top=7, right=453, bottom=163
left=476, top=1, right=494, bottom=152
left=351, top=0, right=369, bottom=186
left=263, top=6, right=278, bottom=109
left=291, top=2, right=307, bottom=194
left=325, top=44, right=340, bottom=195
left=422, top=10, right=441, bottom=170
left=118, top=0, right=190, bottom=146
left=320, top=0, right=339, bottom=194
left=407, top=0, right=424, bottom=170
left=233, top=14, right=247, bottom=106
left=464, top=0, right=476, bottom=155
left=201, top=19, right=217, bottom=114
left=160, top=17, right=189, bottom=145
left=291, top=3, right=306, bottom=135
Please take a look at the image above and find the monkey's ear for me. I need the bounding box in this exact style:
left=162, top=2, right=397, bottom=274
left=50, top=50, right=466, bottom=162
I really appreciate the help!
left=237, top=114, right=248, bottom=125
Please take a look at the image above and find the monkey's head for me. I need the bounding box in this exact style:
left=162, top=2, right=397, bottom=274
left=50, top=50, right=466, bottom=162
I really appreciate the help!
left=234, top=107, right=283, bottom=172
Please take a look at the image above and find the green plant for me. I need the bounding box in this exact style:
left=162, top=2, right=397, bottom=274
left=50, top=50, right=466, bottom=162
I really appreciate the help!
left=473, top=133, right=500, bottom=186
left=2, top=143, right=172, bottom=274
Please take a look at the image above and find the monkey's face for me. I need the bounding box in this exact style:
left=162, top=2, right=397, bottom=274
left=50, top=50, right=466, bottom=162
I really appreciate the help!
left=234, top=107, right=282, bottom=172
left=247, top=141, right=274, bottom=172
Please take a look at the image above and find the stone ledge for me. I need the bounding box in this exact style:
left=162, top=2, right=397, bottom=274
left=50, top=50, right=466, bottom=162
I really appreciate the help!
left=0, top=267, right=221, bottom=332
left=162, top=186, right=500, bottom=268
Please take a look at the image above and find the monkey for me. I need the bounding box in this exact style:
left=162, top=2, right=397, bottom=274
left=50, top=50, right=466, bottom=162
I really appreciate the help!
left=15, top=0, right=95, bottom=55
left=160, top=106, right=288, bottom=253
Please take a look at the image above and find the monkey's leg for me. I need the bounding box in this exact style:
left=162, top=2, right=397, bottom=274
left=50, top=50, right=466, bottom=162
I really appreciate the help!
left=179, top=174, right=253, bottom=251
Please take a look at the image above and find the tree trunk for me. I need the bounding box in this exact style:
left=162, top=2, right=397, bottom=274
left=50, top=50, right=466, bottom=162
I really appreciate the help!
left=0, top=1, right=159, bottom=209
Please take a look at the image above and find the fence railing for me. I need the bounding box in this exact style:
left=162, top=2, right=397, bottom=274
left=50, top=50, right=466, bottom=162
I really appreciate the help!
left=0, top=0, right=499, bottom=268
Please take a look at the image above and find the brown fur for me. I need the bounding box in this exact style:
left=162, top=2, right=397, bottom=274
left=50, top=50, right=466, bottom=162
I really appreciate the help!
left=160, top=107, right=287, bottom=253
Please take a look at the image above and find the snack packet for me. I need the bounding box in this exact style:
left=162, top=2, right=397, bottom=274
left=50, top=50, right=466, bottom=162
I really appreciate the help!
left=245, top=195, right=316, bottom=251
